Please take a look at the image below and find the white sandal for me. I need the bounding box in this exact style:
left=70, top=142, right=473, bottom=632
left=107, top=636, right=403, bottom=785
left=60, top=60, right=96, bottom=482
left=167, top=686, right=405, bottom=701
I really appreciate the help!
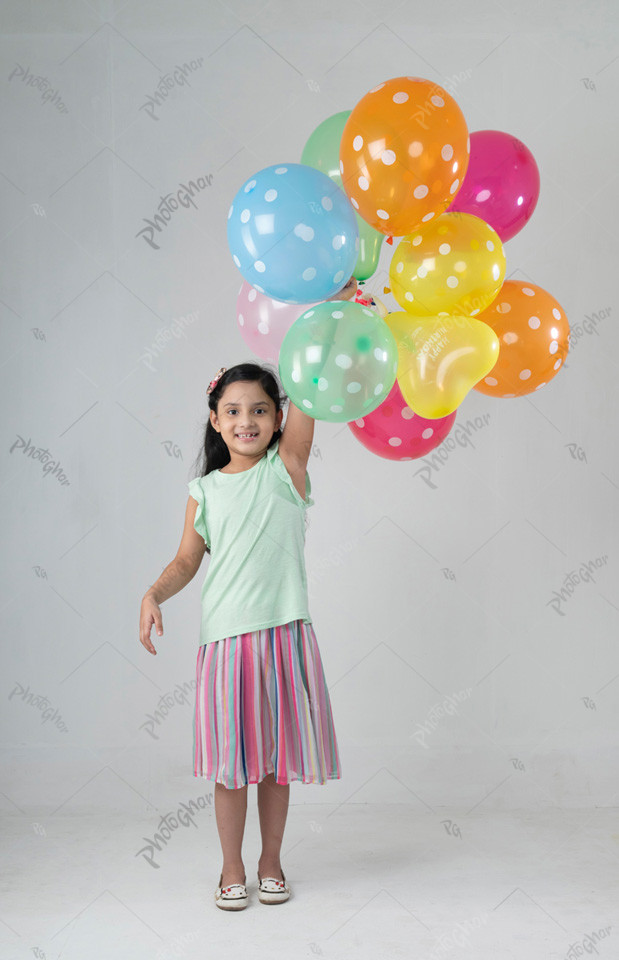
left=257, top=869, right=290, bottom=904
left=215, top=872, right=248, bottom=910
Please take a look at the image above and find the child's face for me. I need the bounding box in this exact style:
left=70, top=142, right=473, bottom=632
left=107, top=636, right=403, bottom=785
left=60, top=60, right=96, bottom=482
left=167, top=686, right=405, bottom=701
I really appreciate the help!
left=211, top=380, right=283, bottom=458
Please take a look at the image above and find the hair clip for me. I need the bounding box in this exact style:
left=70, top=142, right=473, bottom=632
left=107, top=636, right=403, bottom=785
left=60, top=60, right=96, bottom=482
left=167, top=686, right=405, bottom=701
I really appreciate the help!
left=206, top=366, right=227, bottom=395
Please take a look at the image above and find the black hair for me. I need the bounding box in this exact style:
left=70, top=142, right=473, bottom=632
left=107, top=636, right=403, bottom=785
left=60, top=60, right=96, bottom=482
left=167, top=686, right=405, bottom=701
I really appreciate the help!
left=192, top=362, right=286, bottom=478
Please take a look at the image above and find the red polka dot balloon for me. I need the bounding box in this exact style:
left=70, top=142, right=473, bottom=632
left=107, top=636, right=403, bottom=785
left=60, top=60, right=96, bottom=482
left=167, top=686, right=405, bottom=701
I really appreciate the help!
left=348, top=378, right=456, bottom=461
left=473, top=280, right=570, bottom=398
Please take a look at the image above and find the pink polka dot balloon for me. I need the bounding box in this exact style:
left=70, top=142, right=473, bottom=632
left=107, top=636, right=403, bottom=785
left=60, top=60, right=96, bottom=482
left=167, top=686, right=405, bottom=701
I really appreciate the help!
left=237, top=280, right=320, bottom=362
left=447, top=130, right=540, bottom=243
left=348, top=378, right=456, bottom=461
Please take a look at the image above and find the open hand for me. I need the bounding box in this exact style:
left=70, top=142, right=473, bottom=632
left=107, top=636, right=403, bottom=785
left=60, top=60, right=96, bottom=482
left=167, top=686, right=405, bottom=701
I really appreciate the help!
left=139, top=594, right=162, bottom=655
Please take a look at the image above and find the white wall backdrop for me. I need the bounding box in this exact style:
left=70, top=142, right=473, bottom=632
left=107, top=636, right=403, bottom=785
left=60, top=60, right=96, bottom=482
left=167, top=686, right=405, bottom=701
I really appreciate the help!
left=2, top=0, right=617, bottom=899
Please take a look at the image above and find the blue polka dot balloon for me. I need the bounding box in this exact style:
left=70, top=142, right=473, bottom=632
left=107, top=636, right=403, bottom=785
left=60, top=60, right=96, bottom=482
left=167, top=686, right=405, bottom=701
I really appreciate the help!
left=227, top=163, right=359, bottom=304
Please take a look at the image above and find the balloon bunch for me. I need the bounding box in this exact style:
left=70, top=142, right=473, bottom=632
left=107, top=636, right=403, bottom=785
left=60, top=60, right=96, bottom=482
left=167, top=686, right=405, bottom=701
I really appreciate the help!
left=227, top=75, right=570, bottom=462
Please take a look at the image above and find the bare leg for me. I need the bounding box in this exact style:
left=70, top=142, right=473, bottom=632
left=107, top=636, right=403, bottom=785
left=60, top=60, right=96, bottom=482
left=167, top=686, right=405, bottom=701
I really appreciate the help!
left=214, top=781, right=248, bottom=886
left=257, top=773, right=290, bottom=881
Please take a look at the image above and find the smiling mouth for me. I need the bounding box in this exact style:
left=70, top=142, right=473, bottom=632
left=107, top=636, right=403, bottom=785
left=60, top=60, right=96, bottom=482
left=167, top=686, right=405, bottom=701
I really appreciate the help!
left=236, top=433, right=258, bottom=440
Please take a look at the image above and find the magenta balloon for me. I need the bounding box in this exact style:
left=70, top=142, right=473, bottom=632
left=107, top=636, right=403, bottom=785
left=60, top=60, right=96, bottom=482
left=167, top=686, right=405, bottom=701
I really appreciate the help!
left=448, top=130, right=540, bottom=243
left=348, top=379, right=456, bottom=461
left=237, top=281, right=321, bottom=362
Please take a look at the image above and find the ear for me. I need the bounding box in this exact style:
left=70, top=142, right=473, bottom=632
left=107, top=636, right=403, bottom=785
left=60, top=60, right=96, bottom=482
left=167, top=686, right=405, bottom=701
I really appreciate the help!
left=209, top=409, right=220, bottom=433
left=275, top=408, right=284, bottom=430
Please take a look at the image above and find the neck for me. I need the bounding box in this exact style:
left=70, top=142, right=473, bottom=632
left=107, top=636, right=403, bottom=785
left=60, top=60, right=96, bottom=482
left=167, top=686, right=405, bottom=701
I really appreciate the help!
left=221, top=449, right=267, bottom=473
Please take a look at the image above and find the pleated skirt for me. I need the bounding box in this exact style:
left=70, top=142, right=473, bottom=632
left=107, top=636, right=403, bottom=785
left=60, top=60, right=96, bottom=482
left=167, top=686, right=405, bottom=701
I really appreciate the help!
left=193, top=619, right=342, bottom=789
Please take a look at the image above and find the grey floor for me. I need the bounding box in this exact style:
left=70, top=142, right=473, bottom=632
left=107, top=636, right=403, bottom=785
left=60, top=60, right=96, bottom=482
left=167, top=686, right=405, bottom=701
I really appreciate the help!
left=3, top=801, right=617, bottom=959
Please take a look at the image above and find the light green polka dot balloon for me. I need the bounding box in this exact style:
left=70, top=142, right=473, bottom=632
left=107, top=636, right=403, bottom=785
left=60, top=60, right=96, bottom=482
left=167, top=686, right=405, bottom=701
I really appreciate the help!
left=278, top=300, right=399, bottom=422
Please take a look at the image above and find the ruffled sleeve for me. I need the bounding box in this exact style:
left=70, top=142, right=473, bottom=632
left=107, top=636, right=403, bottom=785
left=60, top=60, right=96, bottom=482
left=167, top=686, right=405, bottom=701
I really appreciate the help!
left=266, top=439, right=315, bottom=508
left=187, top=477, right=210, bottom=547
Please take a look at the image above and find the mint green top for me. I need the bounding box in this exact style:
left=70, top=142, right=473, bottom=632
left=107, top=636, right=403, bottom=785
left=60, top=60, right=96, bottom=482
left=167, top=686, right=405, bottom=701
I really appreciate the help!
left=187, top=438, right=315, bottom=645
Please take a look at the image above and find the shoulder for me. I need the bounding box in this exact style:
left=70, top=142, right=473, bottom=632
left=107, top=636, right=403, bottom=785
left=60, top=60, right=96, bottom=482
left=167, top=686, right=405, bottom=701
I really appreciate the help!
left=188, top=475, right=207, bottom=497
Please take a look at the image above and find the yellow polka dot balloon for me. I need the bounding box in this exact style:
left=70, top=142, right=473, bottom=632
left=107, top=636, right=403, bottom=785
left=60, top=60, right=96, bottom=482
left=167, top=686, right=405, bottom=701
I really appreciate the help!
left=384, top=310, right=500, bottom=418
left=389, top=212, right=506, bottom=318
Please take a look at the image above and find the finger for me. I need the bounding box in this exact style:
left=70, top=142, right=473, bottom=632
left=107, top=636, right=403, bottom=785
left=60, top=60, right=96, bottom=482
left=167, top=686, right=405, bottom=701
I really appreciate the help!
left=139, top=627, right=157, bottom=655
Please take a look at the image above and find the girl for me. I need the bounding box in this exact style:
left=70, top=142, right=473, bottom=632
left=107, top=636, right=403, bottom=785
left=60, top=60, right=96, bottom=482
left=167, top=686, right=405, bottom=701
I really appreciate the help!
left=139, top=280, right=356, bottom=910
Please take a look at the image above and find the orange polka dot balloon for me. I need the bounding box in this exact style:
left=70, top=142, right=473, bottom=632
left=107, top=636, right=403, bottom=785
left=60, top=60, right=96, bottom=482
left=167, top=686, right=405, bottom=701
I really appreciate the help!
left=473, top=281, right=570, bottom=398
left=339, top=76, right=470, bottom=237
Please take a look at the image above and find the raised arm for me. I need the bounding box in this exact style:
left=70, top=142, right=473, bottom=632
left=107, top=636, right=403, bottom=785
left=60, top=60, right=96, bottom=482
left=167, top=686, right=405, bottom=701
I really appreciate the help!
left=279, top=400, right=315, bottom=474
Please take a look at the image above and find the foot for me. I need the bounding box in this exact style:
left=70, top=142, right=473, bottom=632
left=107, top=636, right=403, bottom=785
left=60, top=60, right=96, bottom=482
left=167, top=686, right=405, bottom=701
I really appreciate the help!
left=216, top=869, right=248, bottom=911
left=257, top=865, right=290, bottom=903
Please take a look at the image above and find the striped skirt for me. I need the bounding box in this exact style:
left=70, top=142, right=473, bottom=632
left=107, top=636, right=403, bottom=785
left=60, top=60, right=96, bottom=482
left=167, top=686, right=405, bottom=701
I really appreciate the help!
left=193, top=619, right=342, bottom=789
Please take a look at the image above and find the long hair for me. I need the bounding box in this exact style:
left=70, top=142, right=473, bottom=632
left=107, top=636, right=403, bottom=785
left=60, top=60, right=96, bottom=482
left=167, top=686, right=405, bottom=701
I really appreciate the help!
left=192, top=362, right=285, bottom=478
